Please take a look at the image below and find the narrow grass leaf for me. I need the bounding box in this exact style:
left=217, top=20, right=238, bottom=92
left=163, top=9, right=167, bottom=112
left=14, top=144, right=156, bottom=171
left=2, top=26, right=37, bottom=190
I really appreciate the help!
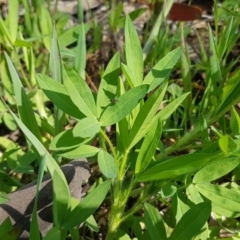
left=125, top=15, right=143, bottom=86
left=217, top=17, right=233, bottom=60
left=60, top=145, right=99, bottom=159
left=214, top=70, right=240, bottom=123
left=169, top=202, right=211, bottom=240
left=73, top=117, right=100, bottom=138
left=36, top=74, right=83, bottom=119
left=58, top=23, right=91, bottom=48
left=195, top=183, right=240, bottom=216
left=127, top=83, right=167, bottom=149
left=193, top=156, right=240, bottom=184
left=62, top=180, right=111, bottom=229
left=143, top=0, right=174, bottom=58
left=4, top=104, right=73, bottom=231
left=65, top=68, right=97, bottom=118
left=49, top=24, right=65, bottom=136
left=135, top=119, right=162, bottom=174
left=49, top=25, right=62, bottom=84
left=74, top=23, right=86, bottom=79
left=100, top=85, right=149, bottom=126
left=50, top=128, right=87, bottom=151
left=143, top=47, right=182, bottom=92
left=97, top=53, right=120, bottom=118
left=52, top=170, right=71, bottom=227
left=209, top=25, right=223, bottom=103
left=30, top=154, right=46, bottom=240
left=144, top=203, right=167, bottom=240
left=8, top=0, right=19, bottom=42
left=4, top=53, right=42, bottom=141
left=39, top=6, right=52, bottom=50
left=136, top=153, right=221, bottom=182
left=157, top=92, right=190, bottom=121
left=98, top=150, right=118, bottom=178
left=0, top=16, right=12, bottom=44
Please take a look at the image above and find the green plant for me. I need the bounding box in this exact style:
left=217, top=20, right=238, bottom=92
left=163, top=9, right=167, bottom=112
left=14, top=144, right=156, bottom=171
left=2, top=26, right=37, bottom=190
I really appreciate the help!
left=2, top=1, right=240, bottom=239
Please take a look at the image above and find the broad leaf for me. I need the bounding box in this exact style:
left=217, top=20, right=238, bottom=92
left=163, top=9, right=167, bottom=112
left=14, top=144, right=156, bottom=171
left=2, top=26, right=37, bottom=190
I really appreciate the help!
left=136, top=153, right=221, bottom=182
left=143, top=47, right=182, bottom=92
left=50, top=128, right=88, bottom=151
left=195, top=183, right=240, bottom=217
left=135, top=119, right=162, bottom=174
left=60, top=145, right=99, bottom=159
left=99, top=85, right=149, bottom=126
left=98, top=150, right=118, bottom=178
left=36, top=74, right=83, bottom=119
left=97, top=53, right=120, bottom=118
left=169, top=202, right=211, bottom=240
left=65, top=67, right=97, bottom=118
left=62, top=180, right=111, bottom=229
left=193, top=156, right=240, bottom=183
left=144, top=203, right=167, bottom=240
left=127, top=83, right=167, bottom=149
left=73, top=117, right=100, bottom=138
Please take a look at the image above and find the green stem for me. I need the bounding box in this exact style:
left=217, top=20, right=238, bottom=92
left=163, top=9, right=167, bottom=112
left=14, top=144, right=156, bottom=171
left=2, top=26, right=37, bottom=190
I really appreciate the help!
left=100, top=128, right=118, bottom=161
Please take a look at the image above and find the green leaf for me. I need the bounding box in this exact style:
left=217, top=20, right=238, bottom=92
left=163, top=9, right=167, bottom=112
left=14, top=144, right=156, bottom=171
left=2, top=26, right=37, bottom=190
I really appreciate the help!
left=218, top=135, right=237, bottom=154
left=36, top=74, right=83, bottom=119
left=0, top=192, right=9, bottom=204
left=30, top=154, right=46, bottom=240
left=144, top=203, right=167, bottom=240
left=60, top=145, right=99, bottom=159
left=169, top=202, right=211, bottom=240
left=230, top=107, right=240, bottom=135
left=43, top=227, right=61, bottom=240
left=195, top=183, right=240, bottom=217
left=97, top=53, right=120, bottom=118
left=99, top=85, right=149, bottom=126
left=39, top=6, right=52, bottom=50
left=50, top=128, right=88, bottom=151
left=62, top=180, right=111, bottom=229
left=135, top=119, right=162, bottom=174
left=49, top=24, right=65, bottom=136
left=65, top=68, right=97, bottom=118
left=193, top=156, right=240, bottom=183
left=157, top=92, right=190, bottom=121
left=2, top=104, right=71, bottom=209
left=58, top=23, right=91, bottom=48
left=0, top=217, right=13, bottom=237
left=98, top=150, right=118, bottom=178
left=4, top=53, right=42, bottom=141
left=214, top=69, right=240, bottom=119
left=73, top=117, right=100, bottom=138
left=143, top=47, right=182, bottom=92
left=127, top=83, right=167, bottom=149
left=74, top=23, right=86, bottom=79
left=209, top=25, right=223, bottom=103
left=3, top=112, right=17, bottom=131
left=7, top=0, right=19, bottom=42
left=125, top=15, right=143, bottom=86
left=136, top=153, right=221, bottom=182
left=160, top=183, right=177, bottom=198
left=52, top=170, right=71, bottom=227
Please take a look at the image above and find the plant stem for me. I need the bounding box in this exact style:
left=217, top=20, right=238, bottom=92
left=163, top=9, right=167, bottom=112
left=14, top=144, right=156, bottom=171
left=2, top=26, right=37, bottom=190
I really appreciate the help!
left=100, top=128, right=118, bottom=162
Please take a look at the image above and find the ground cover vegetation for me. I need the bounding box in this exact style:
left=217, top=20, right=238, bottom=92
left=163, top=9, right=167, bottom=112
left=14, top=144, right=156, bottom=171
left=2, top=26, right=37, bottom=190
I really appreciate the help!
left=1, top=0, right=240, bottom=239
